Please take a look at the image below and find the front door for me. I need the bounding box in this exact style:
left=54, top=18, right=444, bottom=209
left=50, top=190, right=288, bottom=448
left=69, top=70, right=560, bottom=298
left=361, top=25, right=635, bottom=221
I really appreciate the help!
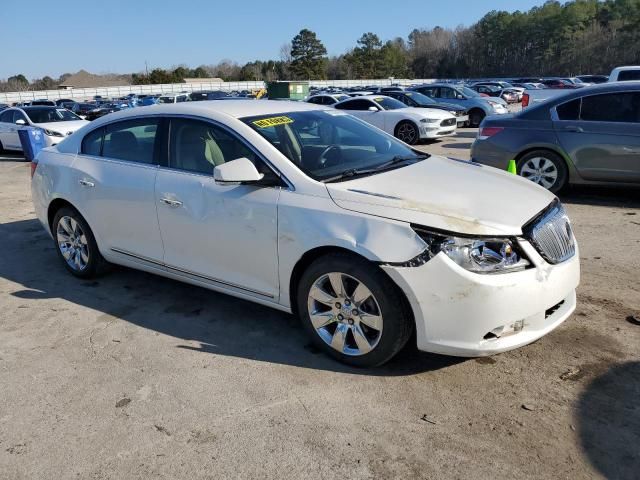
left=155, top=118, right=280, bottom=299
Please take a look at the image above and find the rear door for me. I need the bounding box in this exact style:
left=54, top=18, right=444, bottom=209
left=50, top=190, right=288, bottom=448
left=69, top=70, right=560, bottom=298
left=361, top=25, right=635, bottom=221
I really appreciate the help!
left=71, top=117, right=166, bottom=264
left=554, top=92, right=640, bottom=183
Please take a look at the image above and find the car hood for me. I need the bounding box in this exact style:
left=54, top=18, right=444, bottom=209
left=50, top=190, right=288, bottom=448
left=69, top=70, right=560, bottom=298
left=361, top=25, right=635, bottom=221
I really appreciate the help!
left=33, top=120, right=89, bottom=133
left=326, top=156, right=555, bottom=236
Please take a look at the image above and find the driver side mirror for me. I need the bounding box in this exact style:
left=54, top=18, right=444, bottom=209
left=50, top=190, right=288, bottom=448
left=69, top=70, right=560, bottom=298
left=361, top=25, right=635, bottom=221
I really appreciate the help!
left=15, top=119, right=26, bottom=126
left=214, top=157, right=264, bottom=184
left=368, top=106, right=379, bottom=112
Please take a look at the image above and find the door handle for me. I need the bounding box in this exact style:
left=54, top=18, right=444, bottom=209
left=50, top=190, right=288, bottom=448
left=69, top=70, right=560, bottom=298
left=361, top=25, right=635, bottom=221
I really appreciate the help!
left=160, top=197, right=183, bottom=207
left=564, top=125, right=583, bottom=133
left=78, top=179, right=95, bottom=187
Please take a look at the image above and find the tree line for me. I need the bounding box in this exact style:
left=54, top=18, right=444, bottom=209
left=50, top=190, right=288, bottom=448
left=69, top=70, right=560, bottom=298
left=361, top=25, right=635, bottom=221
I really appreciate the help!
left=2, top=0, right=639, bottom=92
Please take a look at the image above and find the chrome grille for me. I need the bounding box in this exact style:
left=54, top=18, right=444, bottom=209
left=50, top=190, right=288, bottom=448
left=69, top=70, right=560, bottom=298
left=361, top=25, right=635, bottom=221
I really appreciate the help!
left=525, top=202, right=576, bottom=264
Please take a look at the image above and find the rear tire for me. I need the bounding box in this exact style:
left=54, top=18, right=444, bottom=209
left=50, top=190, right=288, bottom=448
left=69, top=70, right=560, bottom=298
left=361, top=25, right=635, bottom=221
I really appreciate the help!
left=297, top=252, right=413, bottom=367
left=52, top=207, right=107, bottom=279
left=517, top=150, right=568, bottom=193
left=394, top=121, right=419, bottom=145
left=469, top=109, right=486, bottom=128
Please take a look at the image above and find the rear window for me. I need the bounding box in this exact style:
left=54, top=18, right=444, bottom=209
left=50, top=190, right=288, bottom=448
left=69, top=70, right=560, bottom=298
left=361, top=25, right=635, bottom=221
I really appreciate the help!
left=617, top=70, right=640, bottom=81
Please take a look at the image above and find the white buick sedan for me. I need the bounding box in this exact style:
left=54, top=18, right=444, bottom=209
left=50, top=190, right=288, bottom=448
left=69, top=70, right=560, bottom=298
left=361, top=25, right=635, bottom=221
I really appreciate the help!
left=31, top=101, right=580, bottom=366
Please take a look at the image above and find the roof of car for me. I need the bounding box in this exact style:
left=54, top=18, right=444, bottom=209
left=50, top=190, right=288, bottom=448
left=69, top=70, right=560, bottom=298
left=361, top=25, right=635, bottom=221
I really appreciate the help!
left=88, top=100, right=329, bottom=124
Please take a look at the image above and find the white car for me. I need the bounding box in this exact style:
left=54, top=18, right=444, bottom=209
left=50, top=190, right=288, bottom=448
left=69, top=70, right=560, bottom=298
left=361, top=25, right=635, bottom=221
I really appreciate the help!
left=31, top=101, right=580, bottom=367
left=157, top=93, right=190, bottom=104
left=334, top=95, right=457, bottom=144
left=0, top=106, right=89, bottom=152
left=306, top=93, right=351, bottom=106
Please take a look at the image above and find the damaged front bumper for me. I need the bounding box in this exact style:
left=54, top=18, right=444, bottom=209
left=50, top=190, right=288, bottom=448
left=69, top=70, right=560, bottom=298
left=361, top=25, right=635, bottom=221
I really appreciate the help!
left=381, top=240, right=580, bottom=357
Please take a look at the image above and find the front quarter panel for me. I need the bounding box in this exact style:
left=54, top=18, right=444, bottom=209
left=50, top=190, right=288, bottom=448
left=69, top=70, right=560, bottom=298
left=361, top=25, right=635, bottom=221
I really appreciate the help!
left=277, top=189, right=425, bottom=309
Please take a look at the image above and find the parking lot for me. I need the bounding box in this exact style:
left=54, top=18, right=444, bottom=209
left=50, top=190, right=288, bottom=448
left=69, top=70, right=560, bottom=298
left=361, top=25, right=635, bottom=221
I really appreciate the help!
left=0, top=129, right=639, bottom=479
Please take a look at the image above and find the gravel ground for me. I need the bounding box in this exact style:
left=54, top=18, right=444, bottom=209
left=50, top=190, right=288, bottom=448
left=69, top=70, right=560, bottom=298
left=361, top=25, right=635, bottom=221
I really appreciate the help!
left=0, top=133, right=639, bottom=479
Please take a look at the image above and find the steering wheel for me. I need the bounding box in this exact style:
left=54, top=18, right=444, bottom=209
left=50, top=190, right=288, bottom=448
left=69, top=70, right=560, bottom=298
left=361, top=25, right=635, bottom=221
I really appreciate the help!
left=317, top=144, right=342, bottom=168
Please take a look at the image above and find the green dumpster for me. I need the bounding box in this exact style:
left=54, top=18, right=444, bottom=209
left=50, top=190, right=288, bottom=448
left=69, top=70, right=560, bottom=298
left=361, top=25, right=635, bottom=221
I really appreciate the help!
left=266, top=81, right=309, bottom=100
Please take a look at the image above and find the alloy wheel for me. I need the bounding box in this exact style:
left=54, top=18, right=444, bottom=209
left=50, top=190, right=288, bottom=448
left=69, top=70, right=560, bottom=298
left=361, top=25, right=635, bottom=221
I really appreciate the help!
left=396, top=123, right=417, bottom=144
left=520, top=156, right=559, bottom=189
left=307, top=272, right=383, bottom=356
left=56, top=216, right=89, bottom=271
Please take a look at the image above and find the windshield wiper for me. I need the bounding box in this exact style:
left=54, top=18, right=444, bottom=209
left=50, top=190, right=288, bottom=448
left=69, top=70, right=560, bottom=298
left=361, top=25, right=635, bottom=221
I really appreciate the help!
left=373, top=154, right=428, bottom=171
left=322, top=154, right=428, bottom=183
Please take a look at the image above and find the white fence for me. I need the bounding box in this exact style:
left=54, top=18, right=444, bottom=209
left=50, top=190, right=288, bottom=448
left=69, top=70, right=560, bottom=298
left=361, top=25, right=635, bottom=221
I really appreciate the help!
left=0, top=78, right=438, bottom=103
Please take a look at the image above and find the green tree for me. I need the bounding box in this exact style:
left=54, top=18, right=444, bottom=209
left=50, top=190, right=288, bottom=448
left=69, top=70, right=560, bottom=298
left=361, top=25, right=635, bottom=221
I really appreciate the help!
left=290, top=29, right=327, bottom=79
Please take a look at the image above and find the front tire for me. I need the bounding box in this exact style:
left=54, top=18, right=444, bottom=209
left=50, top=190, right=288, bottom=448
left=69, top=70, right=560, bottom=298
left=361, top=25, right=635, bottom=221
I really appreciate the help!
left=52, top=207, right=106, bottom=278
left=469, top=109, right=486, bottom=127
left=517, top=150, right=568, bottom=193
left=394, top=121, right=419, bottom=145
left=297, top=252, right=413, bottom=367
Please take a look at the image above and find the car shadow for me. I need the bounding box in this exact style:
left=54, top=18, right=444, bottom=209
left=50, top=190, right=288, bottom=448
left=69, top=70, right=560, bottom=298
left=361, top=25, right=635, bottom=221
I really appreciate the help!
left=0, top=153, right=26, bottom=162
left=440, top=142, right=473, bottom=149
left=453, top=131, right=478, bottom=138
left=560, top=185, right=640, bottom=209
left=0, top=217, right=463, bottom=376
left=576, top=361, right=640, bottom=479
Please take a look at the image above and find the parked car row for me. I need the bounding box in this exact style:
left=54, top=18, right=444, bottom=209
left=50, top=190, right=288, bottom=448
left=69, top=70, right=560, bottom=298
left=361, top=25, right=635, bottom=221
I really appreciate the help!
left=472, top=81, right=640, bottom=192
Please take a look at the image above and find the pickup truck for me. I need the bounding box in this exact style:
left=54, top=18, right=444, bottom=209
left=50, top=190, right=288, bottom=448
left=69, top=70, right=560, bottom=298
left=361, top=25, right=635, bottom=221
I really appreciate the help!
left=522, top=88, right=574, bottom=107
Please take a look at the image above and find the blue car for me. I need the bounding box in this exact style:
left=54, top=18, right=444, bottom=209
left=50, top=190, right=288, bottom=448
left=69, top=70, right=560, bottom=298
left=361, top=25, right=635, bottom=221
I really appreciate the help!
left=409, top=83, right=509, bottom=127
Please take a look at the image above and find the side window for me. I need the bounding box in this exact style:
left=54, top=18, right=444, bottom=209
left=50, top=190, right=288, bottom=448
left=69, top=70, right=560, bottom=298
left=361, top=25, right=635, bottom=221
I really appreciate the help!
left=617, top=70, right=640, bottom=81
left=307, top=97, right=321, bottom=104
left=176, top=95, right=187, bottom=103
left=419, top=87, right=439, bottom=98
left=13, top=111, right=27, bottom=124
left=556, top=98, right=581, bottom=121
left=0, top=110, right=12, bottom=123
left=580, top=93, right=640, bottom=123
left=81, top=128, right=104, bottom=156
left=169, top=118, right=259, bottom=175
left=440, top=88, right=456, bottom=99
left=335, top=99, right=372, bottom=111
left=102, top=118, right=159, bottom=164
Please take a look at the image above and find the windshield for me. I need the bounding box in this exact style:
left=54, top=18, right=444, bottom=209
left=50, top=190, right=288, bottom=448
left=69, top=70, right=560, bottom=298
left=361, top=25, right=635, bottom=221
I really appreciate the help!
left=403, top=91, right=437, bottom=105
left=242, top=110, right=424, bottom=181
left=25, top=108, right=81, bottom=123
left=459, top=86, right=480, bottom=97
left=373, top=96, right=406, bottom=110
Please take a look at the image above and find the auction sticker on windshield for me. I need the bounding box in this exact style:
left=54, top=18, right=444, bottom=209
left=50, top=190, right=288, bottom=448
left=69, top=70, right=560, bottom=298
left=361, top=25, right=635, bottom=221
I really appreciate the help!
left=253, top=116, right=294, bottom=128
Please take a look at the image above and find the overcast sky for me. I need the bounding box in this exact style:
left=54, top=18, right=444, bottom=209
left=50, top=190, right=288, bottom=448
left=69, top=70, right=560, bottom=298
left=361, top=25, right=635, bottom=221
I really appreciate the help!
left=1, top=0, right=553, bottom=79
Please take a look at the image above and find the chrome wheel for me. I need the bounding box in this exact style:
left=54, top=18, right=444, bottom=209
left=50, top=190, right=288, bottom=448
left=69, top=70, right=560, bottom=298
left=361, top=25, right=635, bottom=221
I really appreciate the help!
left=307, top=272, right=383, bottom=356
left=396, top=123, right=417, bottom=144
left=56, top=216, right=89, bottom=271
left=520, top=156, right=559, bottom=189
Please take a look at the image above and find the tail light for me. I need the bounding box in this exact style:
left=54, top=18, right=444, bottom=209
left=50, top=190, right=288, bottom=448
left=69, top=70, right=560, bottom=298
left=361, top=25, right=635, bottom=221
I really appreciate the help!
left=30, top=161, right=37, bottom=178
left=522, top=93, right=530, bottom=108
left=477, top=127, right=504, bottom=140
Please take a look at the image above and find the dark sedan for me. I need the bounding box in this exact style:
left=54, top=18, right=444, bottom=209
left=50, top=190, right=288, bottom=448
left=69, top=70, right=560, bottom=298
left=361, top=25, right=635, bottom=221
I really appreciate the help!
left=383, top=90, right=470, bottom=126
left=471, top=82, right=640, bottom=192
left=85, top=103, right=124, bottom=121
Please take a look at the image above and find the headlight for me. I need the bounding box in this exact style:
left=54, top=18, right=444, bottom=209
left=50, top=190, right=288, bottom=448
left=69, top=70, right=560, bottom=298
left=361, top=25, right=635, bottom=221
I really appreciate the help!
left=420, top=118, right=439, bottom=123
left=410, top=227, right=530, bottom=274
left=43, top=129, right=64, bottom=137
